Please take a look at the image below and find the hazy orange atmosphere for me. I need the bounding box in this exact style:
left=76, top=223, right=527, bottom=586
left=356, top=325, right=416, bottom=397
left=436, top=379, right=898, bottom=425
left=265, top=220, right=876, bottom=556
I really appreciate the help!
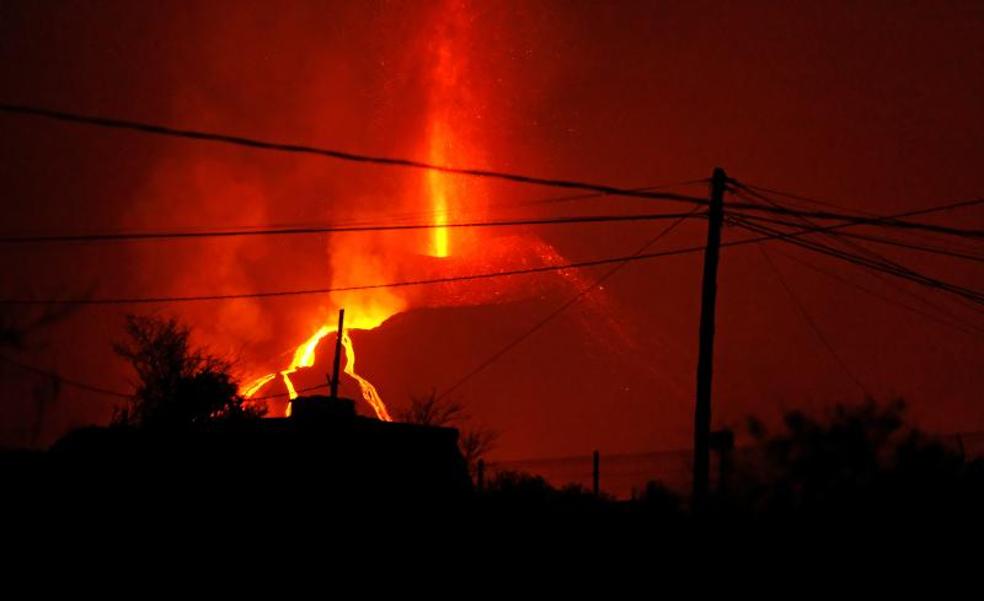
left=0, top=0, right=981, bottom=465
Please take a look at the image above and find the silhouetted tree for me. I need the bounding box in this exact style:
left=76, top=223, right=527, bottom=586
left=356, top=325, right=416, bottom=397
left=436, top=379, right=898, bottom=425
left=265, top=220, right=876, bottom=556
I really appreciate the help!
left=635, top=481, right=683, bottom=514
left=483, top=470, right=556, bottom=508
left=733, top=399, right=984, bottom=523
left=398, top=389, right=466, bottom=426
left=479, top=470, right=616, bottom=519
left=113, top=314, right=264, bottom=428
left=398, top=389, right=497, bottom=476
left=458, top=429, right=498, bottom=475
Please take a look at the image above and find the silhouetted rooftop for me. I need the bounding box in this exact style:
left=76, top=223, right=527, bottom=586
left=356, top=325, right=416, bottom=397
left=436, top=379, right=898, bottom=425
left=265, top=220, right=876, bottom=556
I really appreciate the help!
left=38, top=395, right=473, bottom=516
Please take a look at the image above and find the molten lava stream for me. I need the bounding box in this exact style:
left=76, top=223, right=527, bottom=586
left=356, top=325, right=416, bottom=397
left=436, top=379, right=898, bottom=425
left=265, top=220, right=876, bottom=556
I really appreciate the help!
left=341, top=331, right=391, bottom=421
left=243, top=2, right=479, bottom=421
left=243, top=315, right=393, bottom=421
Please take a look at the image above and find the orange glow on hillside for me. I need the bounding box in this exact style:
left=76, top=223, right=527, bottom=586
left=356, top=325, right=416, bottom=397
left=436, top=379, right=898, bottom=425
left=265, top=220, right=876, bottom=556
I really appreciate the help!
left=244, top=299, right=403, bottom=420
left=243, top=1, right=483, bottom=419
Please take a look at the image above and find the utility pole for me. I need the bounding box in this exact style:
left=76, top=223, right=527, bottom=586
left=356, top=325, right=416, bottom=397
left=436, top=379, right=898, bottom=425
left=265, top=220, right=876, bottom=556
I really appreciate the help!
left=692, top=167, right=727, bottom=512
left=329, top=308, right=345, bottom=401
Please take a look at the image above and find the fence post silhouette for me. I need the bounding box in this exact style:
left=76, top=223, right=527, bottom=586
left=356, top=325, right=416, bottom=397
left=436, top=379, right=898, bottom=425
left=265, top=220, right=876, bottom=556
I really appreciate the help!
left=692, top=167, right=727, bottom=512
left=592, top=449, right=600, bottom=496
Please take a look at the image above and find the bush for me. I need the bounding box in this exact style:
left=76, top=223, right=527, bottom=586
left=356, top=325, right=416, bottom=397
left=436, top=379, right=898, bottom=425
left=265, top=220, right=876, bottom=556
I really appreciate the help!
left=113, top=314, right=263, bottom=428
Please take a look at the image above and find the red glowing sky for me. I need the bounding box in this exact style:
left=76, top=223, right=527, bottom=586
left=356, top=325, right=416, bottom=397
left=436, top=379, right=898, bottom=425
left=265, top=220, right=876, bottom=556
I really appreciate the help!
left=0, top=1, right=981, bottom=459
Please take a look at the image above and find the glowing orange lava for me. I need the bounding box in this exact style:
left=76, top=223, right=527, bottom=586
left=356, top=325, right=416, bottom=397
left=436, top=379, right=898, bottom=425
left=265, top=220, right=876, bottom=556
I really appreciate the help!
left=424, top=2, right=471, bottom=258
left=243, top=1, right=477, bottom=418
left=427, top=122, right=453, bottom=258
left=242, top=373, right=276, bottom=399
left=244, top=303, right=399, bottom=420
left=341, top=331, right=391, bottom=421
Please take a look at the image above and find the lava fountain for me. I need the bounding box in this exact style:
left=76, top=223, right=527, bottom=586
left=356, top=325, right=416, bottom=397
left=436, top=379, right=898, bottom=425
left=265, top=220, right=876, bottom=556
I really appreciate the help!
left=424, top=0, right=476, bottom=259
left=243, top=2, right=476, bottom=418
left=242, top=1, right=606, bottom=419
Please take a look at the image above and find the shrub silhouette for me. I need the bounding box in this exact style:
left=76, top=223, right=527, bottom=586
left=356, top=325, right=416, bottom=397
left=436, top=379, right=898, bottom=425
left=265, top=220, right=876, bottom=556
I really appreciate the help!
left=113, top=314, right=263, bottom=428
left=733, top=399, right=984, bottom=523
left=398, top=389, right=497, bottom=477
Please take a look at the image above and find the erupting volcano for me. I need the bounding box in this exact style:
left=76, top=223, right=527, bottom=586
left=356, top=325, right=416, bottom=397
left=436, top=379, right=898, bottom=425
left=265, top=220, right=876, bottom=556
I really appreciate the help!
left=2, top=0, right=982, bottom=501
left=242, top=1, right=482, bottom=418
left=238, top=1, right=623, bottom=420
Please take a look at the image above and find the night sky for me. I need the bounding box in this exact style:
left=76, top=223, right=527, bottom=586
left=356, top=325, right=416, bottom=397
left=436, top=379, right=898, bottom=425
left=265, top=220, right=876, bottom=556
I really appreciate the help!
left=1, top=0, right=981, bottom=461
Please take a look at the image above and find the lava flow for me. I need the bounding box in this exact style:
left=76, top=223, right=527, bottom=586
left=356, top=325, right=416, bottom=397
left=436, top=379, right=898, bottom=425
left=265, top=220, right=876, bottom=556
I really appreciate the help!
left=244, top=305, right=398, bottom=420
left=242, top=2, right=475, bottom=419
left=237, top=2, right=598, bottom=420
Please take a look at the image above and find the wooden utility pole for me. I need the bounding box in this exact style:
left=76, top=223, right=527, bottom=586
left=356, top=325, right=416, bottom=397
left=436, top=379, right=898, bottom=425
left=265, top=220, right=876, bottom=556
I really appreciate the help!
left=692, top=167, right=727, bottom=511
left=329, top=308, right=345, bottom=401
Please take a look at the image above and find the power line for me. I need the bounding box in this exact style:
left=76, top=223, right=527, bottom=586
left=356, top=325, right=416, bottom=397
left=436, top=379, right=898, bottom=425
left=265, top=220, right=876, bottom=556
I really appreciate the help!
left=289, top=181, right=704, bottom=226
left=0, top=224, right=876, bottom=307
left=6, top=198, right=976, bottom=306
left=736, top=192, right=980, bottom=296
left=2, top=103, right=976, bottom=241
left=732, top=186, right=984, bottom=330
left=0, top=103, right=705, bottom=205
left=768, top=247, right=984, bottom=338
left=741, top=180, right=984, bottom=224
left=4, top=235, right=973, bottom=403
left=728, top=189, right=983, bottom=294
left=520, top=178, right=709, bottom=207
left=739, top=180, right=984, bottom=244
left=0, top=353, right=131, bottom=399
left=0, top=243, right=715, bottom=306
left=734, top=186, right=982, bottom=409
left=0, top=211, right=704, bottom=245
left=437, top=208, right=699, bottom=401
left=828, top=231, right=984, bottom=263
left=4, top=211, right=975, bottom=403
left=7, top=101, right=975, bottom=237
left=0, top=180, right=708, bottom=246
left=737, top=181, right=874, bottom=214
left=740, top=181, right=984, bottom=257
left=732, top=183, right=984, bottom=247
left=2, top=197, right=977, bottom=246
left=357, top=180, right=709, bottom=225
left=757, top=246, right=871, bottom=397
left=728, top=216, right=984, bottom=306
left=726, top=195, right=984, bottom=239
left=728, top=203, right=984, bottom=311
left=732, top=213, right=984, bottom=263
left=0, top=351, right=329, bottom=402
left=0, top=180, right=700, bottom=243
left=250, top=382, right=326, bottom=401
left=737, top=186, right=883, bottom=392
left=734, top=216, right=984, bottom=305
left=364, top=179, right=707, bottom=226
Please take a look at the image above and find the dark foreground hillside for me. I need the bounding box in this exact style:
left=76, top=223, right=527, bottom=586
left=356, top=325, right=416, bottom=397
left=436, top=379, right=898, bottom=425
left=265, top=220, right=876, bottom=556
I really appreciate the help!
left=3, top=399, right=983, bottom=539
